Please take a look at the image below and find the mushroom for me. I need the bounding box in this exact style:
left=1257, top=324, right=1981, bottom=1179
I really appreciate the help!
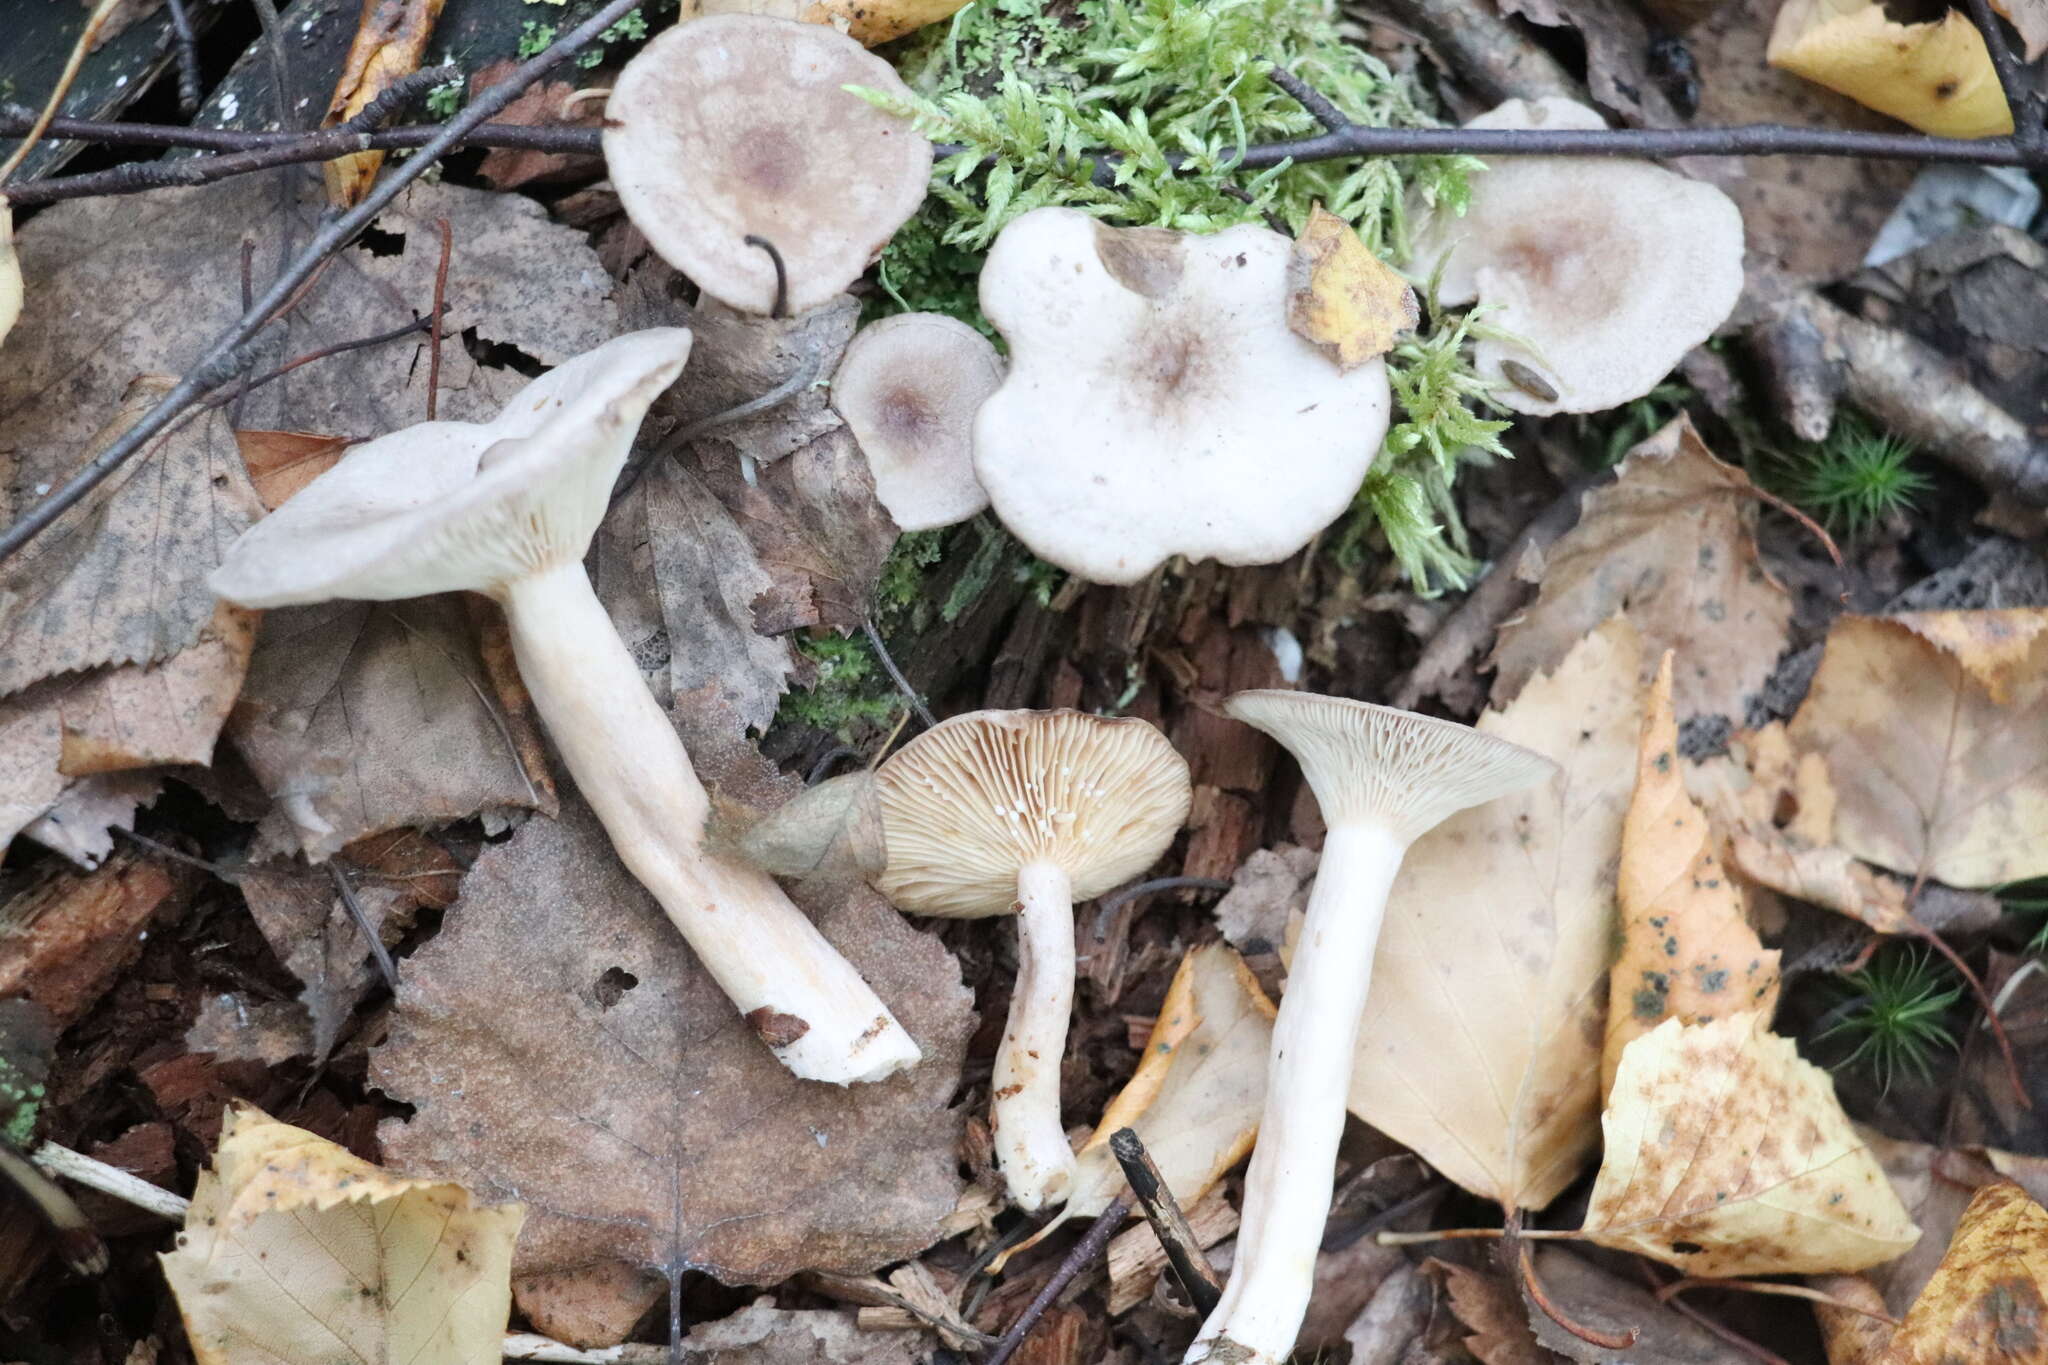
left=208, top=329, right=921, bottom=1086
left=868, top=709, right=1191, bottom=1208
left=602, top=15, right=933, bottom=316
left=972, top=206, right=1393, bottom=586
left=1186, top=691, right=1557, bottom=1365
left=831, top=313, right=1002, bottom=531
left=1403, top=97, right=1745, bottom=416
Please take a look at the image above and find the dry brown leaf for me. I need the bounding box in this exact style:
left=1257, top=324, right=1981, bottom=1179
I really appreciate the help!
left=1584, top=1012, right=1919, bottom=1275
left=21, top=772, right=161, bottom=870
left=1768, top=0, right=2012, bottom=139
left=161, top=1103, right=523, bottom=1365
left=469, top=61, right=607, bottom=192
left=228, top=596, right=552, bottom=860
left=1810, top=1273, right=1896, bottom=1365
left=1432, top=1259, right=1560, bottom=1365
left=799, top=0, right=972, bottom=44
left=1993, top=0, right=2048, bottom=60
left=0, top=376, right=261, bottom=698
left=1884, top=1180, right=2048, bottom=1364
left=1523, top=1247, right=1753, bottom=1364
left=1604, top=653, right=1779, bottom=1096
left=1287, top=204, right=1418, bottom=372
left=687, top=1298, right=929, bottom=1363
left=1863, top=1133, right=2048, bottom=1318
left=1787, top=610, right=2048, bottom=887
left=371, top=788, right=974, bottom=1343
left=321, top=0, right=449, bottom=206
left=1349, top=615, right=1643, bottom=1213
left=0, top=853, right=186, bottom=1027
left=233, top=430, right=353, bottom=511
left=1064, top=943, right=1274, bottom=1220
left=1490, top=418, right=1792, bottom=723
left=647, top=295, right=859, bottom=471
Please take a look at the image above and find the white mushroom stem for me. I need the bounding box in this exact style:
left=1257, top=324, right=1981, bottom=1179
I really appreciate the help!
left=992, top=858, right=1079, bottom=1211
left=502, top=562, right=920, bottom=1084
left=1185, top=821, right=1402, bottom=1365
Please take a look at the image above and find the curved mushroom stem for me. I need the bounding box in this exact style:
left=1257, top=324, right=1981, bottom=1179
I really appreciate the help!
left=993, top=859, right=1079, bottom=1210
left=501, top=562, right=921, bottom=1084
left=1185, top=821, right=1402, bottom=1365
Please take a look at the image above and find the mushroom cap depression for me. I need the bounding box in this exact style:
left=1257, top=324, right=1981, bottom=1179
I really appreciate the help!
left=208, top=329, right=692, bottom=607
left=603, top=15, right=933, bottom=316
left=1404, top=97, right=1744, bottom=416
left=832, top=312, right=1003, bottom=531
left=872, top=709, right=1192, bottom=918
left=973, top=207, right=1393, bottom=585
left=1225, top=691, right=1557, bottom=843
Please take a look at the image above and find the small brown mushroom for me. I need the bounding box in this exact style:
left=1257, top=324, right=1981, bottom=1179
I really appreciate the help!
left=603, top=15, right=933, bottom=316
left=831, top=313, right=1002, bottom=531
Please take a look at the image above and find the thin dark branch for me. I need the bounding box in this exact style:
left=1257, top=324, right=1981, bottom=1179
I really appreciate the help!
left=1097, top=876, right=1231, bottom=918
left=1108, top=1128, right=1224, bottom=1316
left=1961, top=0, right=2044, bottom=145
left=329, top=862, right=400, bottom=993
left=1265, top=63, right=1353, bottom=133
left=862, top=618, right=939, bottom=731
left=985, top=1195, right=1132, bottom=1365
left=0, top=106, right=603, bottom=155
left=0, top=0, right=649, bottom=568
left=163, top=0, right=203, bottom=117
left=744, top=234, right=790, bottom=319
left=427, top=216, right=453, bottom=420
left=201, top=316, right=431, bottom=409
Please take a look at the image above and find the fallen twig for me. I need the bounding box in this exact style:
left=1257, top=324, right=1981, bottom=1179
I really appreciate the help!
left=163, top=0, right=205, bottom=117
left=985, top=1194, right=1133, bottom=1365
left=1108, top=1127, right=1224, bottom=1315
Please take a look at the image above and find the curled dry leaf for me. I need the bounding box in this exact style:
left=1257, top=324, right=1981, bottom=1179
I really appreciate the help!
left=161, top=1104, right=524, bottom=1365
left=1862, top=1132, right=2048, bottom=1318
left=1490, top=418, right=1792, bottom=723
left=1768, top=0, right=2012, bottom=138
left=1787, top=610, right=2048, bottom=887
left=1287, top=204, right=1418, bottom=372
left=800, top=0, right=974, bottom=45
left=686, top=1297, right=929, bottom=1363
left=1584, top=1013, right=1919, bottom=1276
left=1349, top=616, right=1644, bottom=1213
left=372, top=790, right=974, bottom=1344
left=1884, top=1181, right=2048, bottom=1365
left=1604, top=652, right=1779, bottom=1097
left=233, top=430, right=353, bottom=511
left=21, top=772, right=161, bottom=870
left=1809, top=1273, right=1895, bottom=1365
left=320, top=0, right=448, bottom=207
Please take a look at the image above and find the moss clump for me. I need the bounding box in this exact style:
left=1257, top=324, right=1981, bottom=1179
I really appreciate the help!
left=0, top=1059, right=42, bottom=1149
left=775, top=632, right=903, bottom=738
left=858, top=0, right=1502, bottom=589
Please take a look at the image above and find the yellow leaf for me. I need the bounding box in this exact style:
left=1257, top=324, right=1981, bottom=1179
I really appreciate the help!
left=1348, top=616, right=1643, bottom=1212
left=1585, top=1013, right=1919, bottom=1276
left=800, top=0, right=974, bottom=45
left=1768, top=0, right=2013, bottom=138
left=0, top=199, right=18, bottom=352
left=1286, top=204, right=1417, bottom=371
left=1788, top=610, right=2048, bottom=887
left=1884, top=1180, right=2048, bottom=1364
left=162, top=1103, right=524, bottom=1365
left=1604, top=652, right=1779, bottom=1097
left=321, top=0, right=450, bottom=208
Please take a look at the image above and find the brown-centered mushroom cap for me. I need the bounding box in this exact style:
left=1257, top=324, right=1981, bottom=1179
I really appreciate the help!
left=603, top=15, right=932, bottom=316
left=832, top=313, right=1002, bottom=531
left=1404, top=97, right=1744, bottom=416
left=872, top=709, right=1192, bottom=917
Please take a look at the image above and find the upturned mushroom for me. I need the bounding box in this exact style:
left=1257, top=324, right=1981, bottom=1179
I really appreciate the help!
left=1186, top=691, right=1556, bottom=1365
left=208, top=329, right=921, bottom=1085
left=603, top=15, right=933, bottom=316
left=972, top=206, right=1393, bottom=585
left=831, top=313, right=1002, bottom=531
left=867, top=709, right=1191, bottom=1209
left=1402, top=97, right=1744, bottom=415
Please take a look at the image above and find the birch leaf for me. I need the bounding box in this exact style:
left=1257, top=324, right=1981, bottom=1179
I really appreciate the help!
left=1348, top=616, right=1643, bottom=1213
left=1603, top=652, right=1778, bottom=1097
left=1584, top=1013, right=1919, bottom=1276
left=1885, top=1180, right=2048, bottom=1365
left=161, top=1103, right=524, bottom=1365
left=1287, top=204, right=1418, bottom=371
left=1787, top=610, right=2048, bottom=887
left=1768, top=0, right=2012, bottom=138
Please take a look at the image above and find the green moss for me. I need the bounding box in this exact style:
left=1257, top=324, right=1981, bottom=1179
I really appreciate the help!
left=0, top=1058, right=41, bottom=1150
left=858, top=0, right=1501, bottom=589
left=1756, top=409, right=1929, bottom=540
left=775, top=633, right=903, bottom=738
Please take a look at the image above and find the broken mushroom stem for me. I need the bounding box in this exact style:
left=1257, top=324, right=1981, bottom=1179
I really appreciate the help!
left=999, top=859, right=1083, bottom=1206
left=1186, top=692, right=1556, bottom=1365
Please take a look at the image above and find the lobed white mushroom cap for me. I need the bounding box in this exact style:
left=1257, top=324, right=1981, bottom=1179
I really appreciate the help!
left=603, top=15, right=932, bottom=316
left=1406, top=97, right=1745, bottom=416
left=208, top=329, right=692, bottom=607
left=1226, top=690, right=1557, bottom=844
left=972, top=207, right=1392, bottom=586
left=832, top=312, right=1002, bottom=531
left=872, top=709, right=1192, bottom=919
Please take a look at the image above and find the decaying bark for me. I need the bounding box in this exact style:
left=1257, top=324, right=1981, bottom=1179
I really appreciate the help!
left=1348, top=0, right=1579, bottom=107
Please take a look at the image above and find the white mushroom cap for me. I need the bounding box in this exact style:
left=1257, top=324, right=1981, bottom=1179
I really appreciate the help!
left=872, top=709, right=1192, bottom=918
left=1405, top=97, right=1745, bottom=416
left=1225, top=690, right=1556, bottom=842
left=603, top=16, right=933, bottom=316
left=832, top=313, right=1002, bottom=531
left=209, top=329, right=692, bottom=606
left=972, top=207, right=1393, bottom=586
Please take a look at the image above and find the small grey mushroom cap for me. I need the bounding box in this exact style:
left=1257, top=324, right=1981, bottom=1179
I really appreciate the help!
left=603, top=16, right=932, bottom=316
left=972, top=207, right=1391, bottom=586
left=832, top=313, right=1002, bottom=531
left=208, top=329, right=692, bottom=607
left=1225, top=690, right=1557, bottom=843
left=872, top=709, right=1192, bottom=919
left=1404, top=97, right=1744, bottom=417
